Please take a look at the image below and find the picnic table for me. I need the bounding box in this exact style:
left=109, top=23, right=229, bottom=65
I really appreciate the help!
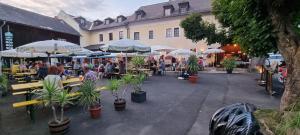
left=12, top=77, right=81, bottom=91
left=15, top=72, right=37, bottom=76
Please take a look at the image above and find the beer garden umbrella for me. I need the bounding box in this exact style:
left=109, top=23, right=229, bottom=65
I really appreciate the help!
left=100, top=39, right=151, bottom=71
left=16, top=40, right=83, bottom=64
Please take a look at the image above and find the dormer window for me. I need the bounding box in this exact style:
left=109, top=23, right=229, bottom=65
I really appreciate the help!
left=165, top=9, right=172, bottom=16
left=163, top=5, right=174, bottom=16
left=80, top=19, right=85, bottom=24
left=135, top=10, right=146, bottom=20
left=93, top=20, right=103, bottom=26
left=179, top=2, right=190, bottom=14
left=105, top=20, right=110, bottom=24
left=104, top=18, right=114, bottom=25
left=117, top=15, right=126, bottom=23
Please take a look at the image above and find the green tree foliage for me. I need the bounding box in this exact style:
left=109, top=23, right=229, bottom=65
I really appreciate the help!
left=212, top=0, right=279, bottom=57
left=180, top=13, right=232, bottom=45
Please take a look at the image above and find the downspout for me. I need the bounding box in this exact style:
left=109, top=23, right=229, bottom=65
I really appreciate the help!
left=0, top=21, right=6, bottom=75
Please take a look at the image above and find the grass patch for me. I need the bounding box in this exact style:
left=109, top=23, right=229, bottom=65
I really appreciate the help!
left=254, top=109, right=300, bottom=135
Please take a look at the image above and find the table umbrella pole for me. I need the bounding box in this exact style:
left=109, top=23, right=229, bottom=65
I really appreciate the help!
left=125, top=53, right=128, bottom=73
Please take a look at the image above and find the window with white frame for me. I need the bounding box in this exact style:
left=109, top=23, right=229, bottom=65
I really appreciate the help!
left=105, top=19, right=110, bottom=24
left=174, top=28, right=180, bottom=37
left=119, top=31, right=124, bottom=39
left=134, top=32, right=140, bottom=40
left=180, top=6, right=188, bottom=14
left=117, top=17, right=123, bottom=23
left=149, top=30, right=154, bottom=39
left=166, top=28, right=173, bottom=38
left=164, top=8, right=172, bottom=16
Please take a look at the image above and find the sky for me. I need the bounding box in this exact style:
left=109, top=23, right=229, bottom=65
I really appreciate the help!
left=0, top=0, right=168, bottom=20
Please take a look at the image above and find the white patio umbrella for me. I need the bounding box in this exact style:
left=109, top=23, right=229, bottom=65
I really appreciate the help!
left=151, top=45, right=175, bottom=52
left=168, top=49, right=196, bottom=57
left=16, top=40, right=82, bottom=54
left=0, top=49, right=47, bottom=58
left=16, top=40, right=83, bottom=64
left=203, top=48, right=224, bottom=54
left=203, top=48, right=225, bottom=69
left=100, top=39, right=151, bottom=53
left=100, top=39, right=151, bottom=72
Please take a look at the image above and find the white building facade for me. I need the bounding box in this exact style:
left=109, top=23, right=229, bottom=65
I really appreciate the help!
left=57, top=0, right=220, bottom=52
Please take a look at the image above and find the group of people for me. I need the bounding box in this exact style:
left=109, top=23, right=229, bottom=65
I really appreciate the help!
left=147, top=55, right=205, bottom=75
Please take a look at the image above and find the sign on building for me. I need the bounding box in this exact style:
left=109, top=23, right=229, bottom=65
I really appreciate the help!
left=4, top=32, right=13, bottom=50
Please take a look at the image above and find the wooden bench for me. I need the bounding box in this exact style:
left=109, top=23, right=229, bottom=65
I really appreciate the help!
left=12, top=86, right=107, bottom=121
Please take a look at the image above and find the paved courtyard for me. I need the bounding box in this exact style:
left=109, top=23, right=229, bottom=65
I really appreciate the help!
left=0, top=73, right=280, bottom=135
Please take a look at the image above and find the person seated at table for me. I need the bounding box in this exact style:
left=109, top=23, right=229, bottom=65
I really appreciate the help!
left=105, top=61, right=113, bottom=74
left=73, top=61, right=81, bottom=76
left=119, top=60, right=126, bottom=74
left=149, top=58, right=158, bottom=75
left=37, top=61, right=48, bottom=79
left=57, top=63, right=70, bottom=78
left=44, top=66, right=63, bottom=89
left=83, top=66, right=97, bottom=82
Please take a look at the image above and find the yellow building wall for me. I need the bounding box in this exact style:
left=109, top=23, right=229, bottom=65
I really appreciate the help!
left=89, top=27, right=128, bottom=45
left=88, top=14, right=220, bottom=52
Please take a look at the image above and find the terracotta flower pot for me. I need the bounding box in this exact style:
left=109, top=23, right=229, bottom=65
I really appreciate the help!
left=114, top=98, right=126, bottom=111
left=89, top=105, right=101, bottom=119
left=48, top=118, right=70, bottom=135
left=189, top=75, right=198, bottom=83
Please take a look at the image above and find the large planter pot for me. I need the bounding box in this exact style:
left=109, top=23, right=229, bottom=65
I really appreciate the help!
left=226, top=69, right=233, bottom=74
left=188, top=75, right=198, bottom=83
left=114, top=98, right=126, bottom=111
left=89, top=105, right=101, bottom=119
left=131, top=91, right=146, bottom=103
left=48, top=118, right=70, bottom=135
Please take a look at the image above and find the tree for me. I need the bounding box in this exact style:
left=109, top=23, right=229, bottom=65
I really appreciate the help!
left=181, top=0, right=300, bottom=111
left=180, top=13, right=232, bottom=45
left=212, top=0, right=300, bottom=111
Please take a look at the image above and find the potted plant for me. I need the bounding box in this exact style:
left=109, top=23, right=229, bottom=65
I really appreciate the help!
left=188, top=55, right=199, bottom=83
left=131, top=74, right=146, bottom=103
left=131, top=56, right=145, bottom=70
left=78, top=80, right=101, bottom=119
left=0, top=74, right=8, bottom=97
left=107, top=79, right=126, bottom=111
left=36, top=79, right=73, bottom=134
left=222, top=57, right=236, bottom=74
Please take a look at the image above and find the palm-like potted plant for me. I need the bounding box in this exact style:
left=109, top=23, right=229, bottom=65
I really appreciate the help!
left=188, top=55, right=199, bottom=83
left=78, top=80, right=101, bottom=119
left=36, top=79, right=73, bottom=134
left=107, top=79, right=125, bottom=111
left=222, top=57, right=236, bottom=74
left=0, top=74, right=8, bottom=97
left=131, top=56, right=145, bottom=70
left=131, top=74, right=146, bottom=103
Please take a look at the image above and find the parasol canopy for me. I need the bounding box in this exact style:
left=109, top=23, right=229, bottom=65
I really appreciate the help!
left=100, top=39, right=151, bottom=53
left=151, top=45, right=175, bottom=52
left=203, top=48, right=225, bottom=54
left=0, top=49, right=47, bottom=58
left=168, top=49, right=196, bottom=56
left=16, top=40, right=82, bottom=54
